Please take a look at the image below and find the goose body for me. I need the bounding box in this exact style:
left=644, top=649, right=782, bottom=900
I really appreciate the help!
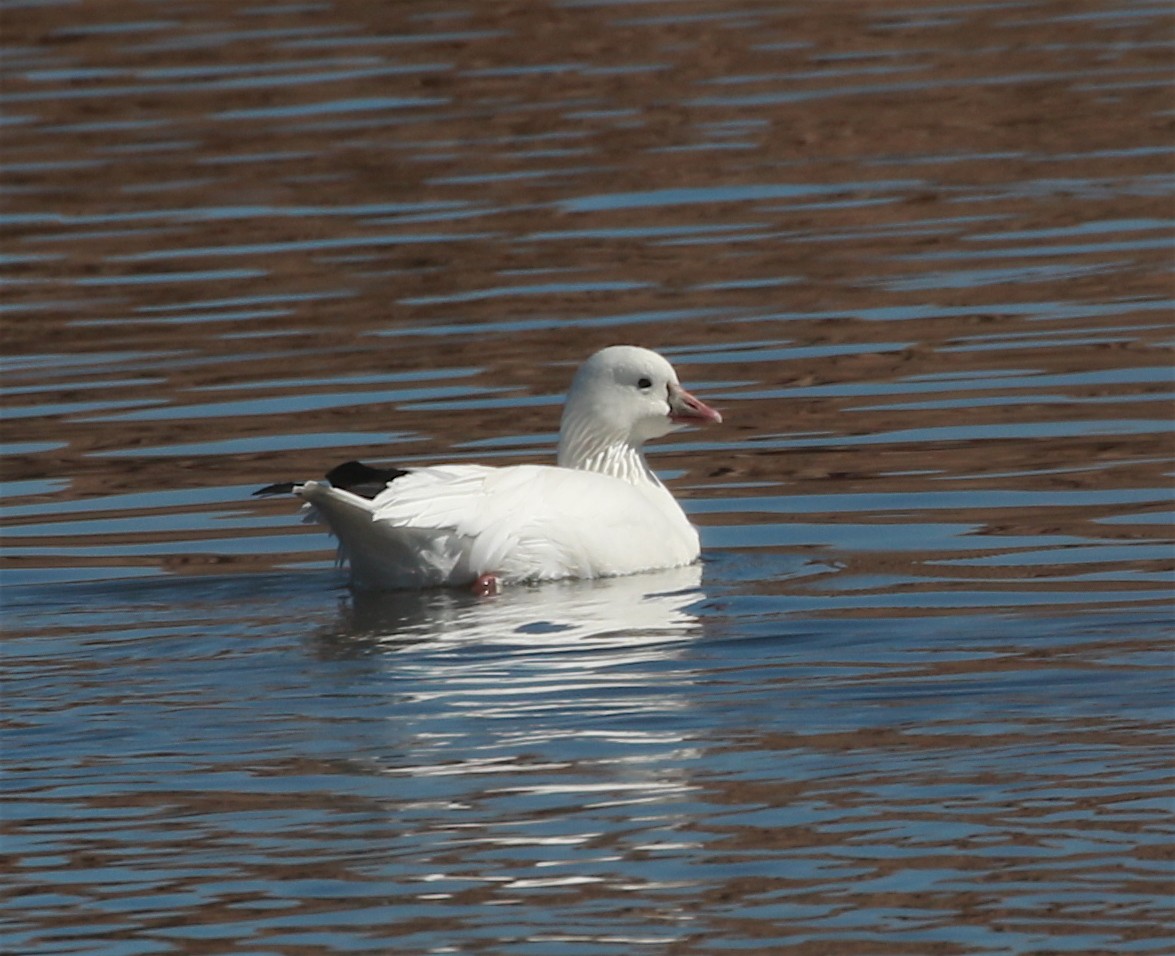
left=258, top=346, right=721, bottom=591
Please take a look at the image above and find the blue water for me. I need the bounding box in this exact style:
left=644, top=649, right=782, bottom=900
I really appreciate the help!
left=2, top=0, right=1172, bottom=953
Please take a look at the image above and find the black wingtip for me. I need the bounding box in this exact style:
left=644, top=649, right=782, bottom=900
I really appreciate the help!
left=324, top=459, right=409, bottom=487
left=252, top=460, right=410, bottom=500
left=323, top=460, right=409, bottom=499
left=253, top=481, right=297, bottom=497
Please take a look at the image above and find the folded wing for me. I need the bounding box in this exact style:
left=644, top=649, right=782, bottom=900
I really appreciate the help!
left=300, top=463, right=699, bottom=589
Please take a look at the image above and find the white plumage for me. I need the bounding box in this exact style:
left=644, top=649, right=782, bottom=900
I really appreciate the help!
left=261, top=346, right=721, bottom=591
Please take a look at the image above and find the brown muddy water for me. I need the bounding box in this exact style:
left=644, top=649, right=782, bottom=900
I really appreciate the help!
left=2, top=1, right=1172, bottom=954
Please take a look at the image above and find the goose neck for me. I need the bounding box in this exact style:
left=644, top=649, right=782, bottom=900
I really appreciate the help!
left=557, top=425, right=659, bottom=486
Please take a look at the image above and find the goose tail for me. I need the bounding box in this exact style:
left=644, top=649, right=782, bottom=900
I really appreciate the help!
left=296, top=481, right=466, bottom=590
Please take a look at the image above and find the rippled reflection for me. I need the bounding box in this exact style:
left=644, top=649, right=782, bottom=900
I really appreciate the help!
left=328, top=564, right=705, bottom=647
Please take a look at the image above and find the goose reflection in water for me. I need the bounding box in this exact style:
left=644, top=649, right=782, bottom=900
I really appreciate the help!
left=306, top=564, right=711, bottom=796
left=316, top=564, right=708, bottom=656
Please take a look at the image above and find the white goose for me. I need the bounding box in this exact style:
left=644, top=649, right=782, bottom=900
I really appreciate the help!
left=257, top=346, right=722, bottom=592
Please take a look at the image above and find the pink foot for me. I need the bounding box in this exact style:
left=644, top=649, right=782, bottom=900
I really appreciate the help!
left=471, top=572, right=500, bottom=597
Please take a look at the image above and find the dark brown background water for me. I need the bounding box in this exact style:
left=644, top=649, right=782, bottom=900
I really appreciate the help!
left=2, top=1, right=1172, bottom=954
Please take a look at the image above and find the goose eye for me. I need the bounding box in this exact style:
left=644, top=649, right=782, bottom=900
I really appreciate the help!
left=637, top=377, right=653, bottom=389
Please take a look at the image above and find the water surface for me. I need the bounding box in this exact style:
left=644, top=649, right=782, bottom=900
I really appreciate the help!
left=2, top=1, right=1171, bottom=954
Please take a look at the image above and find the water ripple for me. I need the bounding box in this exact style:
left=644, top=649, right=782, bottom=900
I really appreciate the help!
left=2, top=1, right=1170, bottom=953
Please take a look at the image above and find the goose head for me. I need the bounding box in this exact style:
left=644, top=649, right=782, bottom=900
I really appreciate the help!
left=557, top=346, right=721, bottom=473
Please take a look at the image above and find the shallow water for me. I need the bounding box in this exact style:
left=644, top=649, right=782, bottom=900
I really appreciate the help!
left=2, top=1, right=1172, bottom=954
